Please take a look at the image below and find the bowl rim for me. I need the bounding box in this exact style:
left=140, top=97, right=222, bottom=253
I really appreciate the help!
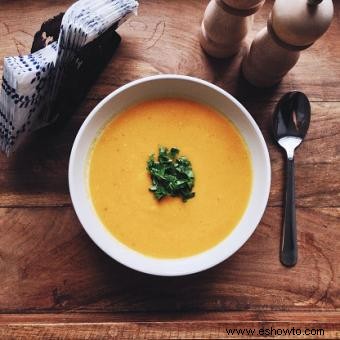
left=69, top=74, right=271, bottom=276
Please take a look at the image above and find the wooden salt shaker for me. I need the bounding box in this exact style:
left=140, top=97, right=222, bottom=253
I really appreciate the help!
left=199, top=0, right=265, bottom=58
left=242, top=0, right=334, bottom=87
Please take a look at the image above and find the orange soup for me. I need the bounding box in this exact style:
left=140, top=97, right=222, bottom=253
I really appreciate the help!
left=89, top=98, right=252, bottom=258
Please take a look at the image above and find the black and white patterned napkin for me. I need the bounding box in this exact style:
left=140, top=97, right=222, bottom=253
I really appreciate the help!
left=0, top=0, right=138, bottom=155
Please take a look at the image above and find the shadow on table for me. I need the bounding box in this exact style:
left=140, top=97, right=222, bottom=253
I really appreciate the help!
left=0, top=112, right=85, bottom=202
left=60, top=229, right=264, bottom=313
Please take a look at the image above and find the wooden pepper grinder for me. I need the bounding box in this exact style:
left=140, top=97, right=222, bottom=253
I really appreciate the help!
left=242, top=0, right=334, bottom=87
left=199, top=0, right=265, bottom=58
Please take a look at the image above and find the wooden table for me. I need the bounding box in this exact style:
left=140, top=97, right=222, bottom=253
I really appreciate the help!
left=0, top=1, right=339, bottom=338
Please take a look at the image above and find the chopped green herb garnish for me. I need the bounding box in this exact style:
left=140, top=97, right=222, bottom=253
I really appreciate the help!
left=147, top=147, right=195, bottom=202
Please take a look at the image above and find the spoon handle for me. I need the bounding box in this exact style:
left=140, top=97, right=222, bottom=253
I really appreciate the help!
left=281, top=157, right=297, bottom=267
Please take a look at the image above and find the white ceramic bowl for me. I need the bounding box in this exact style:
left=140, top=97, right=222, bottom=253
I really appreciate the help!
left=69, top=75, right=271, bottom=276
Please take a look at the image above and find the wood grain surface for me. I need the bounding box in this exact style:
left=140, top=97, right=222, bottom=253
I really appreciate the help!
left=0, top=0, right=339, bottom=338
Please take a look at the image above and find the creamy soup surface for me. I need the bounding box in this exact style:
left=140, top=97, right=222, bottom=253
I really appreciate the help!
left=89, top=98, right=252, bottom=258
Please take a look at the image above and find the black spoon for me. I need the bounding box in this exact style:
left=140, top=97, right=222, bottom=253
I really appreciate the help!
left=273, top=91, right=311, bottom=267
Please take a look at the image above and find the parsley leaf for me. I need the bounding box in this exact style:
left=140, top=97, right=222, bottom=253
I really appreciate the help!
left=147, top=147, right=195, bottom=202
